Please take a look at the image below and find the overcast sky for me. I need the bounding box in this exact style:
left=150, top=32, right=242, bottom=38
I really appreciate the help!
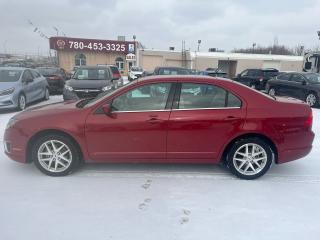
left=1, top=0, right=320, bottom=55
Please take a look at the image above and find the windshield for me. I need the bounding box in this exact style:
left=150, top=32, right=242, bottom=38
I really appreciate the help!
left=37, top=68, right=60, bottom=75
left=305, top=73, right=320, bottom=83
left=0, top=69, right=22, bottom=82
left=74, top=68, right=110, bottom=80
left=158, top=68, right=191, bottom=75
left=79, top=81, right=136, bottom=108
left=131, top=67, right=143, bottom=72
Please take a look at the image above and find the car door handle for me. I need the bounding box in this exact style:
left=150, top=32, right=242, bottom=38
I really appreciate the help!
left=146, top=117, right=164, bottom=124
left=224, top=116, right=240, bottom=121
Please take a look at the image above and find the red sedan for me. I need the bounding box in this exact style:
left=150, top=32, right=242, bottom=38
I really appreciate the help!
left=4, top=76, right=315, bottom=179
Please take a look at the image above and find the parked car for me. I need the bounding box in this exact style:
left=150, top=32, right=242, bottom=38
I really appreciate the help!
left=0, top=67, right=49, bottom=111
left=153, top=67, right=192, bottom=75
left=266, top=72, right=320, bottom=107
left=141, top=71, right=154, bottom=77
left=128, top=66, right=144, bottom=81
left=4, top=76, right=314, bottom=179
left=233, top=68, right=279, bottom=90
left=199, top=68, right=228, bottom=78
left=37, top=67, right=67, bottom=94
left=63, top=66, right=117, bottom=100
left=107, top=65, right=124, bottom=87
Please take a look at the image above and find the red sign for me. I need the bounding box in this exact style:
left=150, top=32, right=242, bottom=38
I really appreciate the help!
left=49, top=37, right=135, bottom=54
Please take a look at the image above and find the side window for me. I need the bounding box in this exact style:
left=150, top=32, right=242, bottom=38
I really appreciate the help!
left=22, top=70, right=33, bottom=81
left=112, top=83, right=172, bottom=111
left=240, top=70, right=248, bottom=77
left=291, top=74, right=304, bottom=82
left=31, top=70, right=41, bottom=78
left=277, top=73, right=290, bottom=81
left=227, top=92, right=242, bottom=107
left=178, top=83, right=227, bottom=109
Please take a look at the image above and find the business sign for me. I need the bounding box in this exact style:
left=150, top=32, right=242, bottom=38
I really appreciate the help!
left=49, top=37, right=135, bottom=54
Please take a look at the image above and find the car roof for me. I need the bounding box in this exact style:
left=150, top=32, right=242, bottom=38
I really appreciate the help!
left=136, top=75, right=231, bottom=84
left=0, top=66, right=28, bottom=70
left=155, top=66, right=189, bottom=70
left=78, top=65, right=110, bottom=69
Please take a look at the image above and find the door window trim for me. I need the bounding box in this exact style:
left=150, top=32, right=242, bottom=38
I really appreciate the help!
left=172, top=82, right=242, bottom=110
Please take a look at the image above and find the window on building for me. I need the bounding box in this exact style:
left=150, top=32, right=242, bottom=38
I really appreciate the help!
left=75, top=53, right=86, bottom=66
left=115, top=57, right=124, bottom=70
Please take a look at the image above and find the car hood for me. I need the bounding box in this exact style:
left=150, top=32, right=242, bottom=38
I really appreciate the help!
left=66, top=79, right=112, bottom=89
left=14, top=100, right=81, bottom=120
left=0, top=81, right=17, bottom=91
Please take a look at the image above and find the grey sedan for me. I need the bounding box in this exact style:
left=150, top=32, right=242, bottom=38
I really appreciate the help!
left=0, top=67, right=50, bottom=111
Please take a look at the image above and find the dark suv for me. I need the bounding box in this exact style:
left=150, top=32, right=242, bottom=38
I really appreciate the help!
left=63, top=66, right=117, bottom=100
left=37, top=67, right=68, bottom=94
left=266, top=72, right=320, bottom=107
left=153, top=67, right=192, bottom=75
left=233, top=68, right=279, bottom=90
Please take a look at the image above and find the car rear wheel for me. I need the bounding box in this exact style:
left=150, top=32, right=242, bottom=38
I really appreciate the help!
left=305, top=93, right=318, bottom=107
left=226, top=138, right=273, bottom=180
left=17, top=94, right=26, bottom=111
left=268, top=87, right=276, bottom=97
left=32, top=134, right=80, bottom=176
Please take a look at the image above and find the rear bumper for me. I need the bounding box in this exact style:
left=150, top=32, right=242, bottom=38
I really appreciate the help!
left=277, top=131, right=315, bottom=164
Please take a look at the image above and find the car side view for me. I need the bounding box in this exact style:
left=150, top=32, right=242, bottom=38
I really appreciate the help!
left=0, top=67, right=49, bottom=111
left=4, top=76, right=314, bottom=179
left=233, top=68, right=279, bottom=90
left=266, top=72, right=320, bottom=107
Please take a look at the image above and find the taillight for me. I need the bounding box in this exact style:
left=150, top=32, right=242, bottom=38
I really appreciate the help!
left=304, top=111, right=313, bottom=129
left=49, top=76, right=61, bottom=80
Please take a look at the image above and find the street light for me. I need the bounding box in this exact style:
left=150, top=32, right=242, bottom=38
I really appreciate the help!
left=197, top=40, right=201, bottom=52
left=317, top=31, right=320, bottom=40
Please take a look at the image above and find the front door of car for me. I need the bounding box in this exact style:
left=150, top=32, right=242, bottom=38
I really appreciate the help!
left=21, top=70, right=36, bottom=102
left=31, top=70, right=45, bottom=100
left=274, top=73, right=292, bottom=96
left=167, top=82, right=246, bottom=163
left=85, top=82, right=175, bottom=162
left=289, top=74, right=307, bottom=100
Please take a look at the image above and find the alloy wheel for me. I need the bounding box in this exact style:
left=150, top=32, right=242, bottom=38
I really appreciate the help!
left=306, top=93, right=317, bottom=107
left=232, top=143, right=268, bottom=176
left=19, top=95, right=26, bottom=110
left=268, top=88, right=276, bottom=97
left=37, top=140, right=72, bottom=173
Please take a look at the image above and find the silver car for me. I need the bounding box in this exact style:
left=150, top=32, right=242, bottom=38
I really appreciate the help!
left=0, top=67, right=49, bottom=111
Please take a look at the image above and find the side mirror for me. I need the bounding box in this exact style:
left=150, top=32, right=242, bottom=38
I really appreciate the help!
left=102, top=104, right=112, bottom=115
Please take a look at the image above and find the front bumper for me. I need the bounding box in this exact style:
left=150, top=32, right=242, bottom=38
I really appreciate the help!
left=4, top=126, right=29, bottom=163
left=0, top=94, right=18, bottom=110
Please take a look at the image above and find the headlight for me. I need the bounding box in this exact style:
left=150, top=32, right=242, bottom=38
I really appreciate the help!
left=64, top=85, right=73, bottom=91
left=6, top=118, right=18, bottom=130
left=0, top=88, right=15, bottom=96
left=102, top=85, right=112, bottom=91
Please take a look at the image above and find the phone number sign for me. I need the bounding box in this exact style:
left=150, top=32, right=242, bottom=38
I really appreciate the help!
left=49, top=37, right=135, bottom=54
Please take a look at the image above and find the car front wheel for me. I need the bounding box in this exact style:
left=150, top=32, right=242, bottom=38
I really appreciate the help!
left=226, top=138, right=273, bottom=180
left=17, top=94, right=26, bottom=111
left=32, top=134, right=80, bottom=176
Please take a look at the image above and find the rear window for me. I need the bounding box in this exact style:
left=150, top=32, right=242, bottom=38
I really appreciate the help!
left=159, top=68, right=191, bottom=75
left=37, top=68, right=60, bottom=75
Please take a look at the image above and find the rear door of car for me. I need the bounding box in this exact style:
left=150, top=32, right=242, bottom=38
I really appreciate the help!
left=166, top=81, right=246, bottom=163
left=31, top=70, right=45, bottom=100
left=273, top=73, right=292, bottom=96
left=288, top=73, right=308, bottom=100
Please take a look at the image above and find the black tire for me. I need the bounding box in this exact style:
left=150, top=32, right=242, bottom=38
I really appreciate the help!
left=305, top=92, right=318, bottom=107
left=31, top=134, right=80, bottom=176
left=17, top=93, right=26, bottom=111
left=226, top=138, right=273, bottom=180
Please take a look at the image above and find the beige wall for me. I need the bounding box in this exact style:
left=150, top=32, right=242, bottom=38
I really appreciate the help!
left=57, top=51, right=128, bottom=73
left=280, top=61, right=303, bottom=71
left=235, top=59, right=264, bottom=74
left=194, top=57, right=218, bottom=70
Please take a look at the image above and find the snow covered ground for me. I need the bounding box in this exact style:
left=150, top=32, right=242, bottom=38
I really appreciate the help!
left=0, top=95, right=320, bottom=240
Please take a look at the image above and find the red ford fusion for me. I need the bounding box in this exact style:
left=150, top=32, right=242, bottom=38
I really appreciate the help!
left=4, top=76, right=314, bottom=179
